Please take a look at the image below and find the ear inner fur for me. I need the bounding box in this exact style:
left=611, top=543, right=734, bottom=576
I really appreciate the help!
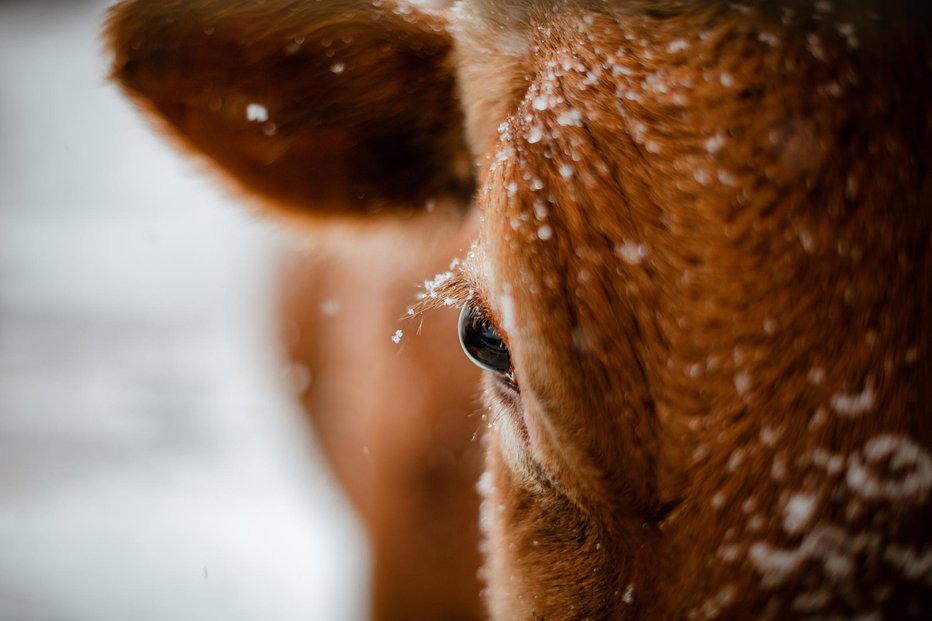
left=106, top=0, right=474, bottom=218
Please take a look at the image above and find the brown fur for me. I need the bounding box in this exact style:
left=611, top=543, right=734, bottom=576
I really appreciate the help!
left=460, top=1, right=932, bottom=618
left=279, top=216, right=484, bottom=621
left=107, top=1, right=932, bottom=620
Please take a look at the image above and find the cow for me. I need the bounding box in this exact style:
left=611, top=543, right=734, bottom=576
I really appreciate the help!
left=106, top=1, right=931, bottom=620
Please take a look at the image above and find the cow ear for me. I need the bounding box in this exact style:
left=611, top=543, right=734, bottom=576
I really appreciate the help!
left=105, top=0, right=473, bottom=217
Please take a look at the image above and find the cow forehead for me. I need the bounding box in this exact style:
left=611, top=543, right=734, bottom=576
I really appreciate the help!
left=458, top=1, right=927, bottom=368
left=467, top=4, right=824, bottom=375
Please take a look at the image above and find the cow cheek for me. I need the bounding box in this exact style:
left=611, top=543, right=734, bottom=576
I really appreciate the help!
left=477, top=443, right=534, bottom=621
left=479, top=437, right=621, bottom=620
left=480, top=374, right=542, bottom=492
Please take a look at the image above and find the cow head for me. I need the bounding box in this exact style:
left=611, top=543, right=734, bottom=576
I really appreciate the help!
left=108, top=1, right=932, bottom=619
left=447, top=2, right=932, bottom=618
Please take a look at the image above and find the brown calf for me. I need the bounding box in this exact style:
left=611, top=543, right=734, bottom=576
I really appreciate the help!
left=107, top=1, right=931, bottom=619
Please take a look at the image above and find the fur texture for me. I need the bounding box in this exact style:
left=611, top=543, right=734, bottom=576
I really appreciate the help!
left=107, top=0, right=473, bottom=218
left=459, top=1, right=932, bottom=618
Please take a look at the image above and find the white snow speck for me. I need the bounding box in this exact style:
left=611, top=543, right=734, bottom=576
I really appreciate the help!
left=783, top=493, right=817, bottom=534
left=320, top=299, right=341, bottom=316
left=836, top=22, right=859, bottom=50
left=711, top=492, right=726, bottom=510
left=846, top=434, right=932, bottom=502
left=809, top=407, right=828, bottom=429
left=807, top=366, right=825, bottom=385
left=527, top=125, right=544, bottom=144
left=727, top=449, right=745, bottom=471
left=500, top=288, right=517, bottom=334
left=758, top=31, right=780, bottom=47
left=719, top=544, right=740, bottom=563
left=330, top=62, right=345, bottom=74
left=705, top=132, right=726, bottom=154
left=476, top=470, right=495, bottom=497
left=422, top=270, right=455, bottom=299
left=532, top=95, right=549, bottom=111
left=760, top=426, right=783, bottom=447
left=556, top=109, right=582, bottom=127
left=537, top=225, right=553, bottom=240
left=717, top=169, right=738, bottom=186
left=749, top=523, right=875, bottom=590
left=798, top=228, right=815, bottom=253
left=246, top=103, right=268, bottom=123
left=559, top=164, right=574, bottom=179
left=734, top=371, right=752, bottom=395
left=829, top=379, right=875, bottom=417
left=616, top=240, right=648, bottom=265
left=883, top=544, right=932, bottom=583
left=667, top=39, right=690, bottom=53
left=748, top=541, right=804, bottom=587
left=807, top=33, right=827, bottom=61
left=810, top=448, right=844, bottom=476
left=771, top=454, right=788, bottom=480
left=531, top=201, right=549, bottom=222
left=391, top=330, right=403, bottom=344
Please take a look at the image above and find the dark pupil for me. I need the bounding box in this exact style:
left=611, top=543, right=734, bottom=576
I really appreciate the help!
left=458, top=303, right=511, bottom=375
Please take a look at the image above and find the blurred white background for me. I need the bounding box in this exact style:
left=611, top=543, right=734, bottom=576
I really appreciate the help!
left=0, top=1, right=368, bottom=619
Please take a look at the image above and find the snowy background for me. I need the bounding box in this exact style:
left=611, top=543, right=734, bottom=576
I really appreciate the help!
left=0, top=1, right=368, bottom=619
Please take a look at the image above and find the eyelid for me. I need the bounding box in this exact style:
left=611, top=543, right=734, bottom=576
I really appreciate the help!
left=410, top=260, right=508, bottom=348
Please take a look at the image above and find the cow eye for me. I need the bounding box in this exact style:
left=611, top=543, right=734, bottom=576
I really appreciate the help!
left=458, top=303, right=511, bottom=376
